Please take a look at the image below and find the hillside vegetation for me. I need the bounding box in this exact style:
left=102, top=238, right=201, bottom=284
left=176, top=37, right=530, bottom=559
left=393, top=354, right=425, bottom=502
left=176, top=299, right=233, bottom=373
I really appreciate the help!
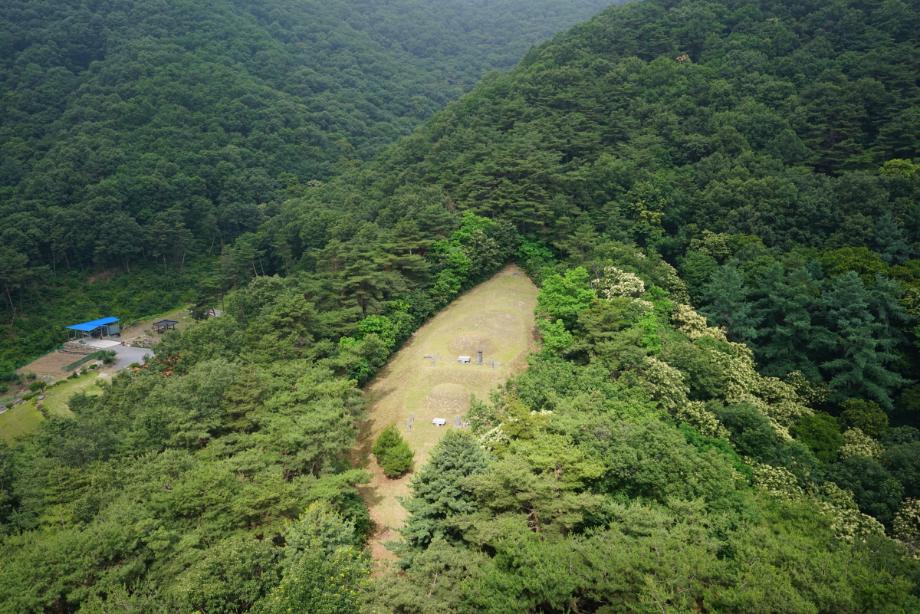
left=0, top=0, right=614, bottom=369
left=358, top=265, right=537, bottom=561
left=264, top=0, right=919, bottom=421
left=2, top=0, right=920, bottom=611
left=0, top=0, right=614, bottom=268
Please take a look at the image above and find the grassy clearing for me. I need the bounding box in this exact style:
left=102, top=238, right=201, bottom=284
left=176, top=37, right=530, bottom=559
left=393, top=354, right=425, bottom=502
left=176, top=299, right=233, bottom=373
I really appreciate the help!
left=42, top=372, right=104, bottom=417
left=356, top=264, right=538, bottom=562
left=0, top=372, right=104, bottom=443
left=0, top=403, right=43, bottom=443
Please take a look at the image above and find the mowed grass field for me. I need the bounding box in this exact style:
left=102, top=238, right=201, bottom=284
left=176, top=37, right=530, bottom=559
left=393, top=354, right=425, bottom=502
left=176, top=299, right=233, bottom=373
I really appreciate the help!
left=357, top=264, right=538, bottom=562
left=0, top=372, right=104, bottom=443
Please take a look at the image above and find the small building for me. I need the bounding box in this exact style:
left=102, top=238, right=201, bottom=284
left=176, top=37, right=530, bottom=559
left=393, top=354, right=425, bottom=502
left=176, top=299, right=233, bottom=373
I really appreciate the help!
left=153, top=319, right=179, bottom=334
left=66, top=317, right=120, bottom=340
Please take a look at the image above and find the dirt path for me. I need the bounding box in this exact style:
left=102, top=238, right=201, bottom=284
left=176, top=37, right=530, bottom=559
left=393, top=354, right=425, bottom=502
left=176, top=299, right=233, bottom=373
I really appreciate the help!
left=356, top=265, right=538, bottom=563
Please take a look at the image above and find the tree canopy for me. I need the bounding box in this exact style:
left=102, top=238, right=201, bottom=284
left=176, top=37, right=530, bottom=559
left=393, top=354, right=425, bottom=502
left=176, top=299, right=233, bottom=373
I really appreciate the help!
left=2, top=0, right=920, bottom=610
left=0, top=0, right=616, bottom=370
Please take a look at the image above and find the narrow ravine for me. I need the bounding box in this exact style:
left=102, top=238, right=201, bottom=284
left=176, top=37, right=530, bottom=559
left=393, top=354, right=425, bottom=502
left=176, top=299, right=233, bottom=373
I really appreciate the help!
left=355, top=265, right=538, bottom=563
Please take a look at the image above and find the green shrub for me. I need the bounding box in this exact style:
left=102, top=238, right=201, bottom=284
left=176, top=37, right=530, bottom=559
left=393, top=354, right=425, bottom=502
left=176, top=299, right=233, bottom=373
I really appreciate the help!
left=839, top=399, right=889, bottom=438
left=792, top=412, right=843, bottom=463
left=382, top=441, right=414, bottom=478
left=830, top=457, right=903, bottom=526
left=65, top=350, right=119, bottom=371
left=28, top=381, right=46, bottom=393
left=372, top=426, right=414, bottom=478
left=882, top=442, right=920, bottom=499
left=679, top=424, right=752, bottom=480
left=882, top=426, right=920, bottom=446
left=372, top=425, right=401, bottom=457
left=713, top=402, right=820, bottom=483
left=712, top=402, right=781, bottom=459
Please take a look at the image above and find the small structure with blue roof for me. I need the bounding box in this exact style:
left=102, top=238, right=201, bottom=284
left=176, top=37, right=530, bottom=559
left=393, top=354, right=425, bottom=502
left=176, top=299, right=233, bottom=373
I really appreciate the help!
left=66, top=316, right=121, bottom=340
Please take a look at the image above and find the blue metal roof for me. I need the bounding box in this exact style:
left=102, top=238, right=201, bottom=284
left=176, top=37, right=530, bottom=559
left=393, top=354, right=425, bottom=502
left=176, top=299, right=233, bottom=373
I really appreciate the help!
left=66, top=316, right=119, bottom=332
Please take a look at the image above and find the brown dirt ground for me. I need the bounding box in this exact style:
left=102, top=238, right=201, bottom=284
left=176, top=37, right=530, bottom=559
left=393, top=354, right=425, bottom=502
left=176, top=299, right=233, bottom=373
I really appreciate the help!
left=119, top=307, right=192, bottom=345
left=355, top=264, right=538, bottom=565
left=18, top=351, right=82, bottom=382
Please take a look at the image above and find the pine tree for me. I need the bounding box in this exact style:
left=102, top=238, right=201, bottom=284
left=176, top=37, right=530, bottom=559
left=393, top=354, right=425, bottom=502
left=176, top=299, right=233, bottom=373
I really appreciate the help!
left=874, top=212, right=912, bottom=264
left=750, top=263, right=822, bottom=379
left=699, top=263, right=759, bottom=344
left=402, top=431, right=489, bottom=548
left=372, top=426, right=414, bottom=478
left=0, top=247, right=29, bottom=318
left=387, top=220, right=432, bottom=284
left=866, top=274, right=912, bottom=337
left=319, top=225, right=408, bottom=316
left=817, top=272, right=907, bottom=410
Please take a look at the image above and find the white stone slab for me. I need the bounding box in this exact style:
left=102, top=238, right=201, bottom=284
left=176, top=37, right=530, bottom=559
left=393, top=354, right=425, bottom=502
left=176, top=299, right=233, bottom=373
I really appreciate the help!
left=84, top=339, right=122, bottom=350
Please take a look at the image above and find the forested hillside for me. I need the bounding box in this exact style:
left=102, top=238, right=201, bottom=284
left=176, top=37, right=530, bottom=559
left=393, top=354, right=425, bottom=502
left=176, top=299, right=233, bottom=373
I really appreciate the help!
left=2, top=0, right=920, bottom=611
left=0, top=0, right=614, bottom=270
left=261, top=0, right=919, bottom=421
left=0, top=0, right=613, bottom=369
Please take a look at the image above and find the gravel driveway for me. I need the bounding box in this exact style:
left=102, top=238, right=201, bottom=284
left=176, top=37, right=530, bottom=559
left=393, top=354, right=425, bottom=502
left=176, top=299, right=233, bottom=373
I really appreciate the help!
left=112, top=346, right=154, bottom=371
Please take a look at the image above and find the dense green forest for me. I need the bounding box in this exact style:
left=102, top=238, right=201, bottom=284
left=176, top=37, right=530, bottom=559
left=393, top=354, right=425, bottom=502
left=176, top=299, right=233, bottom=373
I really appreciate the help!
left=0, top=0, right=613, bottom=369
left=0, top=0, right=617, bottom=258
left=257, top=0, right=920, bottom=421
left=2, top=0, right=920, bottom=611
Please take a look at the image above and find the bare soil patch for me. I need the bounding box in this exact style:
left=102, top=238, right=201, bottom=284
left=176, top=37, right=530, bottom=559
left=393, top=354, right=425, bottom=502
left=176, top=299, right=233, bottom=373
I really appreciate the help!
left=18, top=351, right=80, bottom=381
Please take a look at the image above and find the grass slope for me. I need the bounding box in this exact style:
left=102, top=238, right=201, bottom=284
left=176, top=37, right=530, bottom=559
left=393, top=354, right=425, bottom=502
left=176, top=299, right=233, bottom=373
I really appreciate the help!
left=356, top=264, right=538, bottom=562
left=0, top=372, right=102, bottom=443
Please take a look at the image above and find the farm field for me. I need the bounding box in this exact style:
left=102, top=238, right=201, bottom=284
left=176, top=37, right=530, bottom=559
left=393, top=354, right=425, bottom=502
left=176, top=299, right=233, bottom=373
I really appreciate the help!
left=356, top=264, right=538, bottom=562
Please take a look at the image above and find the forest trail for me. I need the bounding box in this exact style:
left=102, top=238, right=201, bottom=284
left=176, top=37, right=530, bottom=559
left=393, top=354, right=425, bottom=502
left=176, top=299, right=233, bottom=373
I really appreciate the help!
left=355, top=264, right=538, bottom=564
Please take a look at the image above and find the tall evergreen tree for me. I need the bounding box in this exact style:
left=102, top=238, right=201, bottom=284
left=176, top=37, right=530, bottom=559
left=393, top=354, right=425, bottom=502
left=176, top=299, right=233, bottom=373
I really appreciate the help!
left=817, top=272, right=907, bottom=410
left=750, top=264, right=822, bottom=380
left=875, top=212, right=912, bottom=265
left=402, top=431, right=489, bottom=549
left=699, top=263, right=759, bottom=344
